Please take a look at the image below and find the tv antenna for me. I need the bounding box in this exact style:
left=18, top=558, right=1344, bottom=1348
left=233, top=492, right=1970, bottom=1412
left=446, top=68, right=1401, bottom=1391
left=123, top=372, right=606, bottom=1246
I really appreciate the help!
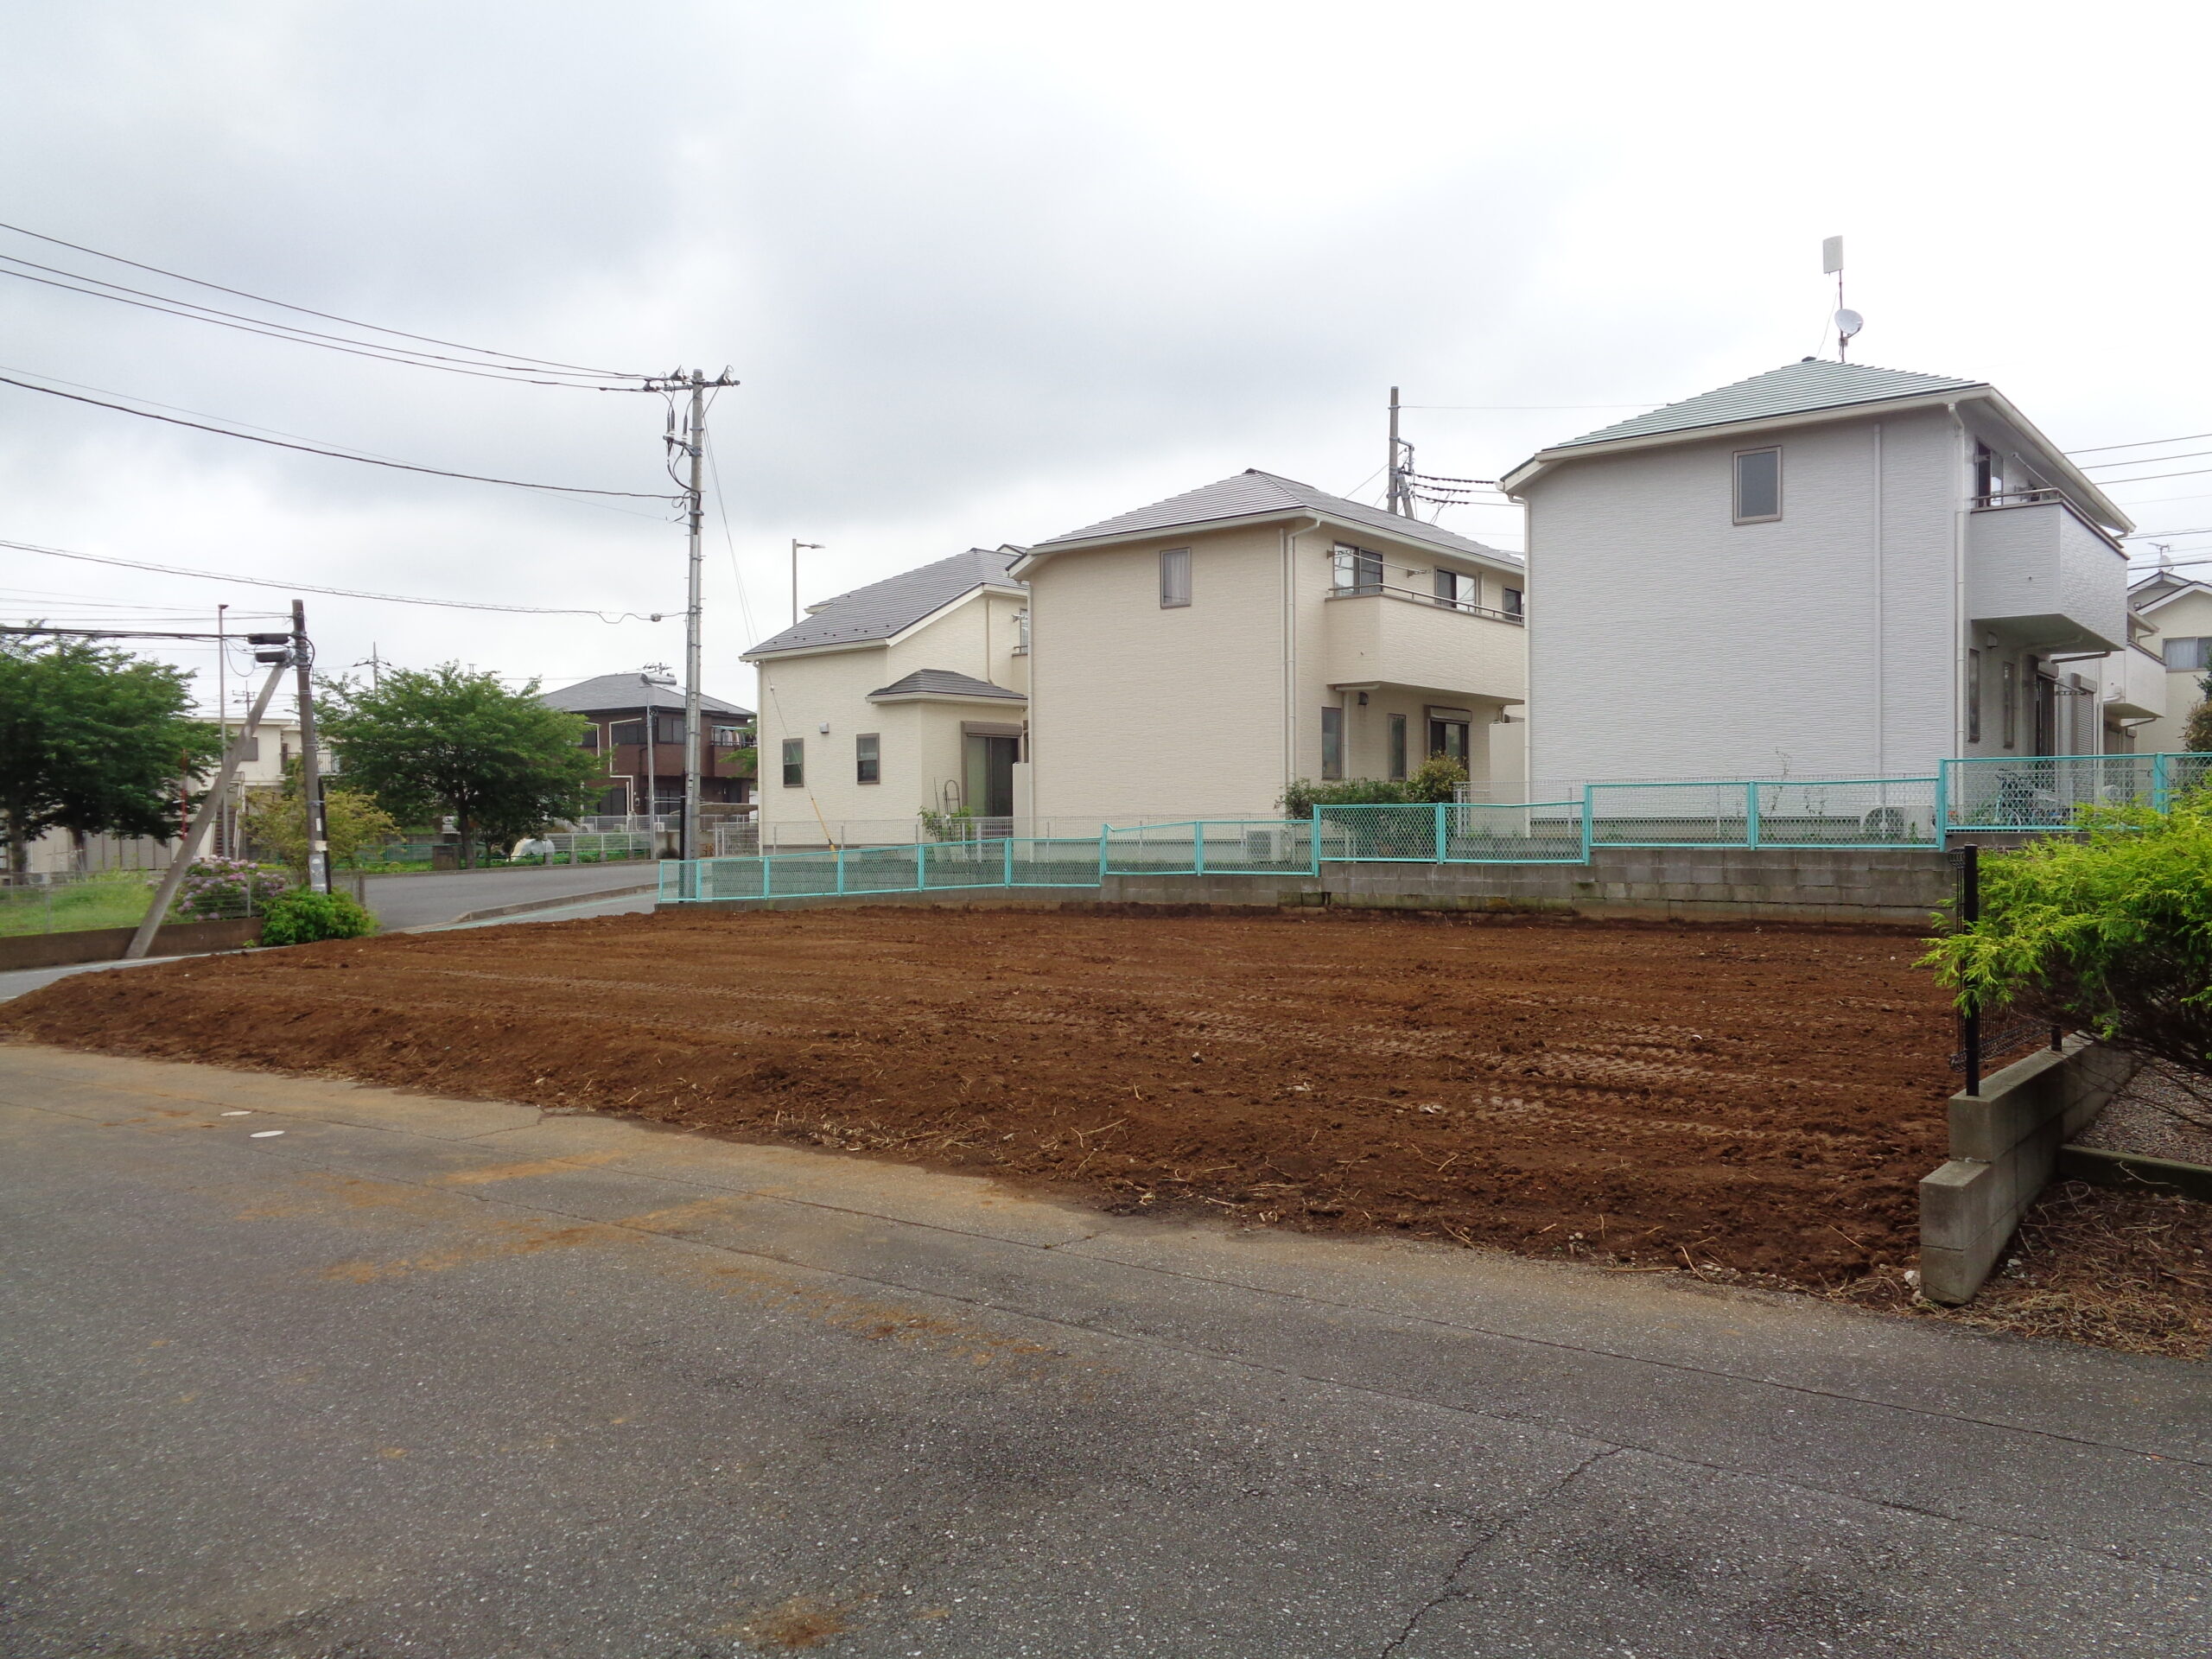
left=1823, top=236, right=1863, bottom=362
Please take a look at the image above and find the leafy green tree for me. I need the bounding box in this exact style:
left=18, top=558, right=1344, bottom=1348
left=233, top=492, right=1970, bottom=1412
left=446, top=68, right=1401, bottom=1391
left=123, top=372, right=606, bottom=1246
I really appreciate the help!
left=1921, top=800, right=2212, bottom=1105
left=242, top=761, right=401, bottom=874
left=0, top=636, right=220, bottom=873
left=318, top=664, right=601, bottom=867
left=2183, top=668, right=2212, bottom=753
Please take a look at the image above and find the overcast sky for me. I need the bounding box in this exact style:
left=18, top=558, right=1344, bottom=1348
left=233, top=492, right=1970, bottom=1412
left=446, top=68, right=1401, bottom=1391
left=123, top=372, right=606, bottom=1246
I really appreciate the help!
left=2, top=2, right=2205, bottom=717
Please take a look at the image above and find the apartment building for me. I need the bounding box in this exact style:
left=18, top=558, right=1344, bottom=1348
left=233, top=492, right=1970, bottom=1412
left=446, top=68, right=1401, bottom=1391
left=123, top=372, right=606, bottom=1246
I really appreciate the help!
left=538, top=673, right=755, bottom=818
left=1013, top=469, right=1527, bottom=820
left=1500, top=360, right=2134, bottom=783
left=742, top=548, right=1029, bottom=842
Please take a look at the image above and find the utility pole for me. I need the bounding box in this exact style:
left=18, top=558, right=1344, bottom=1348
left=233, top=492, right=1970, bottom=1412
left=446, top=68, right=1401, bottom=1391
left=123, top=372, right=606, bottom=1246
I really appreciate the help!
left=291, top=600, right=330, bottom=894
left=645, top=366, right=738, bottom=865
left=215, top=602, right=228, bottom=855
left=1386, top=387, right=1415, bottom=518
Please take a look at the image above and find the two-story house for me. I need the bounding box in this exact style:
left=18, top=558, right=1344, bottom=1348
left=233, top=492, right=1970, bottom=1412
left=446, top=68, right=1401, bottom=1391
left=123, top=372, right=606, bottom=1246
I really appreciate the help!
left=742, top=548, right=1031, bottom=846
left=2117, top=570, right=2211, bottom=751
left=537, top=673, right=755, bottom=820
left=1499, top=360, right=2134, bottom=784
left=1012, top=469, right=1527, bottom=821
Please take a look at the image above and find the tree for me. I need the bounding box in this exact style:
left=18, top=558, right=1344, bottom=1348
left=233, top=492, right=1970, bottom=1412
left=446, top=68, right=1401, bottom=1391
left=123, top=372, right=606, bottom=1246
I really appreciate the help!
left=317, top=664, right=602, bottom=867
left=1921, top=799, right=2212, bottom=1116
left=242, top=761, right=401, bottom=874
left=0, top=635, right=220, bottom=873
left=2183, top=668, right=2212, bottom=753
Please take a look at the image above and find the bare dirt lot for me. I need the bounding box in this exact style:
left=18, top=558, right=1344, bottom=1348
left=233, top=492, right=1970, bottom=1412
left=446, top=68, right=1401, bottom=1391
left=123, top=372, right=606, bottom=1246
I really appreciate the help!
left=0, top=906, right=1961, bottom=1285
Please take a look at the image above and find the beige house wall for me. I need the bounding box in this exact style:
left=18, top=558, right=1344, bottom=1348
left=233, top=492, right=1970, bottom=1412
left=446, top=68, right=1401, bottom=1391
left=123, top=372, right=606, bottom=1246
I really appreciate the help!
left=2133, top=588, right=2212, bottom=752
left=1027, top=521, right=1526, bottom=822
left=753, top=588, right=1029, bottom=839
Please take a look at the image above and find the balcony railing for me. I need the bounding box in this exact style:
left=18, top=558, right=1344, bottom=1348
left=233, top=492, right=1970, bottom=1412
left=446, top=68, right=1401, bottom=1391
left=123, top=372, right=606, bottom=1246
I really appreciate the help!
left=1326, top=582, right=1525, bottom=625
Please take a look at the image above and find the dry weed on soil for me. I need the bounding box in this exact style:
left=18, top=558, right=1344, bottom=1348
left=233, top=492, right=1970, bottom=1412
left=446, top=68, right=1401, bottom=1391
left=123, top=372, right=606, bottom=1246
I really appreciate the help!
left=1, top=906, right=1956, bottom=1284
left=1829, top=1180, right=2212, bottom=1358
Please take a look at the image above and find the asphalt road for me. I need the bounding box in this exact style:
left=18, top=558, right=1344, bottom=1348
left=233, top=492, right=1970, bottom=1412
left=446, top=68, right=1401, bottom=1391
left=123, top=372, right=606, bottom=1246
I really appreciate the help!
left=360, top=863, right=658, bottom=930
left=3, top=1046, right=2208, bottom=1657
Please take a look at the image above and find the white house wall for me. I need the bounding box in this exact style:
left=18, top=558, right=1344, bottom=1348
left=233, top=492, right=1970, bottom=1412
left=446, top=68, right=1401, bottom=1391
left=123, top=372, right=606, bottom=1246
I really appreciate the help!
left=2132, top=588, right=2212, bottom=751
left=1525, top=408, right=1961, bottom=784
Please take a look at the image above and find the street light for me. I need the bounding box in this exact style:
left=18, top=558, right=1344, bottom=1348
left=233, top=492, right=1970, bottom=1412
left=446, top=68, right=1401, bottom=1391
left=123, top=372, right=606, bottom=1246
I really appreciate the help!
left=791, top=541, right=823, bottom=627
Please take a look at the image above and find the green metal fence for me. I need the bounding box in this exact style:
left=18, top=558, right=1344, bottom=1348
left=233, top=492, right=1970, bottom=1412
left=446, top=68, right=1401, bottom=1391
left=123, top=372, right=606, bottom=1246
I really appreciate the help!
left=654, top=756, right=2210, bottom=902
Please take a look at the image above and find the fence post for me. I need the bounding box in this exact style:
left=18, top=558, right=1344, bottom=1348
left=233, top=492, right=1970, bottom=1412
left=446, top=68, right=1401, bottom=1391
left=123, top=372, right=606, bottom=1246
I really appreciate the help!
left=762, top=855, right=773, bottom=900
left=836, top=846, right=847, bottom=896
left=1934, top=763, right=1950, bottom=850
left=2153, top=751, right=2171, bottom=814
left=1003, top=838, right=1014, bottom=887
left=917, top=842, right=929, bottom=890
left=1745, top=782, right=1761, bottom=849
left=1580, top=785, right=1596, bottom=864
left=1309, top=804, right=1322, bottom=875
left=1194, top=822, right=1207, bottom=876
left=1433, top=800, right=1447, bottom=864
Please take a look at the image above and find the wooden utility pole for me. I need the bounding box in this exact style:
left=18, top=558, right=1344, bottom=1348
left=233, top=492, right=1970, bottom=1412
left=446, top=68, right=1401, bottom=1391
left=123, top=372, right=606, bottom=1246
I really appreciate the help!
left=292, top=600, right=330, bottom=894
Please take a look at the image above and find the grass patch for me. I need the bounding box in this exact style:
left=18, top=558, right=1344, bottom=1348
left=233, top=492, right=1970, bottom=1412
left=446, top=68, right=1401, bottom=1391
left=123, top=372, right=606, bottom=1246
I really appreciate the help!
left=0, top=874, right=156, bottom=937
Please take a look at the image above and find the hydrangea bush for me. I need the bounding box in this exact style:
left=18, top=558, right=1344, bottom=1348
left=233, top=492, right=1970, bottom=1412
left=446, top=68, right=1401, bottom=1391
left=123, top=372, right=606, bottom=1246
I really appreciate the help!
left=167, top=856, right=289, bottom=921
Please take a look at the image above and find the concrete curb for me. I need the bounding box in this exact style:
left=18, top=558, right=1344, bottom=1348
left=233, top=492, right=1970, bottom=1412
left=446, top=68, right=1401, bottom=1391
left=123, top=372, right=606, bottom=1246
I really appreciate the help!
left=1918, top=1038, right=2139, bottom=1305
left=439, top=884, right=657, bottom=925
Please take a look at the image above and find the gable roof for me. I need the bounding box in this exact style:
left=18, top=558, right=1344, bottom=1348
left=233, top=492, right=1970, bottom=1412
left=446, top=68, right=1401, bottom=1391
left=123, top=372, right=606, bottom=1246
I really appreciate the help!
left=868, top=669, right=1025, bottom=702
left=1025, top=469, right=1520, bottom=568
left=1548, top=360, right=1986, bottom=451
left=2132, top=572, right=2212, bottom=614
left=745, top=547, right=1024, bottom=658
left=539, top=673, right=751, bottom=718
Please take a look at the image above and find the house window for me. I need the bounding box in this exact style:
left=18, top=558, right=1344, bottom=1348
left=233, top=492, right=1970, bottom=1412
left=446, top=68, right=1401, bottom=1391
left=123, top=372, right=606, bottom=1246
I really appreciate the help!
left=655, top=715, right=683, bottom=744
left=1332, top=544, right=1383, bottom=594
left=2164, top=636, right=2212, bottom=672
left=1433, top=569, right=1478, bottom=611
left=1502, top=586, right=1523, bottom=618
left=610, top=718, right=645, bottom=746
left=578, top=726, right=600, bottom=753
left=1014, top=609, right=1030, bottom=654
left=1974, top=442, right=2005, bottom=505
left=1320, top=706, right=1344, bottom=779
left=1967, top=649, right=1981, bottom=745
left=781, top=737, right=804, bottom=787
left=1387, top=714, right=1408, bottom=781
left=2001, top=661, right=2018, bottom=750
left=855, top=733, right=880, bottom=785
left=1427, top=707, right=1473, bottom=766
left=711, top=724, right=747, bottom=747
left=1732, top=448, right=1782, bottom=523
left=1160, top=547, right=1192, bottom=608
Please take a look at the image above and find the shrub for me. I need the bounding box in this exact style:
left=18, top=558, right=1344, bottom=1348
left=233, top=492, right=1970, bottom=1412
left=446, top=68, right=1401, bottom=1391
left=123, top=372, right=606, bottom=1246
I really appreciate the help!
left=258, top=887, right=378, bottom=946
left=169, top=856, right=289, bottom=921
left=1920, top=799, right=2212, bottom=1087
left=1281, top=755, right=1470, bottom=817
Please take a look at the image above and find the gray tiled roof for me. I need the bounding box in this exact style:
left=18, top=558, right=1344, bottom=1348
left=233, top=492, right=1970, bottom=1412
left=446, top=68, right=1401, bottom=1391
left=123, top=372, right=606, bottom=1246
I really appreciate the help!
left=1031, top=469, right=1521, bottom=566
left=747, top=547, right=1024, bottom=657
left=1549, top=360, right=1986, bottom=451
left=538, top=673, right=751, bottom=718
left=868, top=669, right=1026, bottom=702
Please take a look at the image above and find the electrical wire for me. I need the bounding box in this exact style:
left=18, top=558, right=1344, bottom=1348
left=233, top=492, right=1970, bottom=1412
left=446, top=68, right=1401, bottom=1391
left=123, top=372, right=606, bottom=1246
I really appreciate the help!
left=2081, top=448, right=2212, bottom=472
left=702, top=428, right=760, bottom=649
left=2067, top=465, right=2212, bottom=489
left=0, top=218, right=646, bottom=378
left=0, top=537, right=670, bottom=620
left=0, top=260, right=645, bottom=391
left=2067, top=431, right=2212, bottom=456
left=0, top=373, right=681, bottom=500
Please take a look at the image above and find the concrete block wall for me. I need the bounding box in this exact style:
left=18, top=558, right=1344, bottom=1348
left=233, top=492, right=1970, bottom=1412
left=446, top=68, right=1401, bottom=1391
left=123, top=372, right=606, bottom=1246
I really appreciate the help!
left=1919, top=1039, right=2139, bottom=1305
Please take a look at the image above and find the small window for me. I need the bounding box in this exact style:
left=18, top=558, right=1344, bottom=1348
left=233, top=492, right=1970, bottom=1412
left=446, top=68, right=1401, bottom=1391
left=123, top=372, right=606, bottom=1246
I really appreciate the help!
left=610, top=719, right=644, bottom=746
left=578, top=726, right=600, bottom=753
left=1332, top=544, right=1382, bottom=593
left=781, top=737, right=804, bottom=787
left=2001, top=661, right=2018, bottom=750
left=656, top=715, right=683, bottom=744
left=1320, top=706, right=1344, bottom=779
left=232, top=734, right=260, bottom=762
left=855, top=733, right=880, bottom=785
left=1974, top=442, right=2005, bottom=505
left=1502, top=586, right=1523, bottom=618
left=1387, top=713, right=1408, bottom=781
left=2164, top=637, right=2212, bottom=672
left=710, top=724, right=744, bottom=747
left=1160, top=547, right=1192, bottom=608
left=1967, top=649, right=1982, bottom=745
left=1432, top=569, right=1478, bottom=611
left=1014, top=608, right=1031, bottom=654
left=1733, top=448, right=1782, bottom=523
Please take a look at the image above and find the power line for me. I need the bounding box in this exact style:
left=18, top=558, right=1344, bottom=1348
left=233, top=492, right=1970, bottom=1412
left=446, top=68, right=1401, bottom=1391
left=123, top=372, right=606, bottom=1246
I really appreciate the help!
left=0, top=218, right=645, bottom=378
left=2081, top=447, right=2212, bottom=472
left=2066, top=430, right=2212, bottom=455
left=0, top=372, right=681, bottom=500
left=0, top=537, right=670, bottom=620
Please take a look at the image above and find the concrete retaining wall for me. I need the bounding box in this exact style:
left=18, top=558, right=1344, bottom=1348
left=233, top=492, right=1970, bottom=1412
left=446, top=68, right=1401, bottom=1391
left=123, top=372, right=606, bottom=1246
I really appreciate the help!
left=0, top=916, right=263, bottom=972
left=689, top=847, right=1954, bottom=925
left=1918, top=1039, right=2139, bottom=1305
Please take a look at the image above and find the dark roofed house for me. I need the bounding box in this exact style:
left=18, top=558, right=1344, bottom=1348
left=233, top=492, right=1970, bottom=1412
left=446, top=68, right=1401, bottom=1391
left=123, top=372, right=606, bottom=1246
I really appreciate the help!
left=538, top=673, right=756, bottom=820
left=741, top=549, right=1029, bottom=845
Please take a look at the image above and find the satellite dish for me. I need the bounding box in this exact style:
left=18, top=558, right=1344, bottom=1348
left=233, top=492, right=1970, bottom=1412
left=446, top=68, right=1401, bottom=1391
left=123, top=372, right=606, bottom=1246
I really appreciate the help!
left=1834, top=308, right=1864, bottom=340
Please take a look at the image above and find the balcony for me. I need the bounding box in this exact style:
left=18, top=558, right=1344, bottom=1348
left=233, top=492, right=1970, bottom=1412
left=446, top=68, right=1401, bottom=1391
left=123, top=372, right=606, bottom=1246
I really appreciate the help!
left=1966, top=492, right=2127, bottom=653
left=1321, top=582, right=1525, bottom=702
left=2104, top=644, right=2168, bottom=721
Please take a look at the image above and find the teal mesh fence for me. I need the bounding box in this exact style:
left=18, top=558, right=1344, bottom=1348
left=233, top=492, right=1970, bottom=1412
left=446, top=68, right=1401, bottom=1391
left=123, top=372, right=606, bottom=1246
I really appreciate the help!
left=1316, top=802, right=1587, bottom=862
left=1586, top=783, right=1752, bottom=847
left=1101, top=820, right=1318, bottom=876
left=1750, top=779, right=1939, bottom=847
left=660, top=838, right=1105, bottom=903
left=1940, top=753, right=2212, bottom=830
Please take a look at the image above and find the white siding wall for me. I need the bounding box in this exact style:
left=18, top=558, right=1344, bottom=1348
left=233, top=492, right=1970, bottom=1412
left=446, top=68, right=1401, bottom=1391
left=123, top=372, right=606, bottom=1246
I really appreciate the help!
left=1525, top=408, right=1961, bottom=783
left=2133, top=588, right=2212, bottom=752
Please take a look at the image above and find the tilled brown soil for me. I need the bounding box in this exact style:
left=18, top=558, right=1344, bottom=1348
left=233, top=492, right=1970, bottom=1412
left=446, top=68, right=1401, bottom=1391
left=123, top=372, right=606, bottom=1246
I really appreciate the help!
left=2, top=906, right=1957, bottom=1283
